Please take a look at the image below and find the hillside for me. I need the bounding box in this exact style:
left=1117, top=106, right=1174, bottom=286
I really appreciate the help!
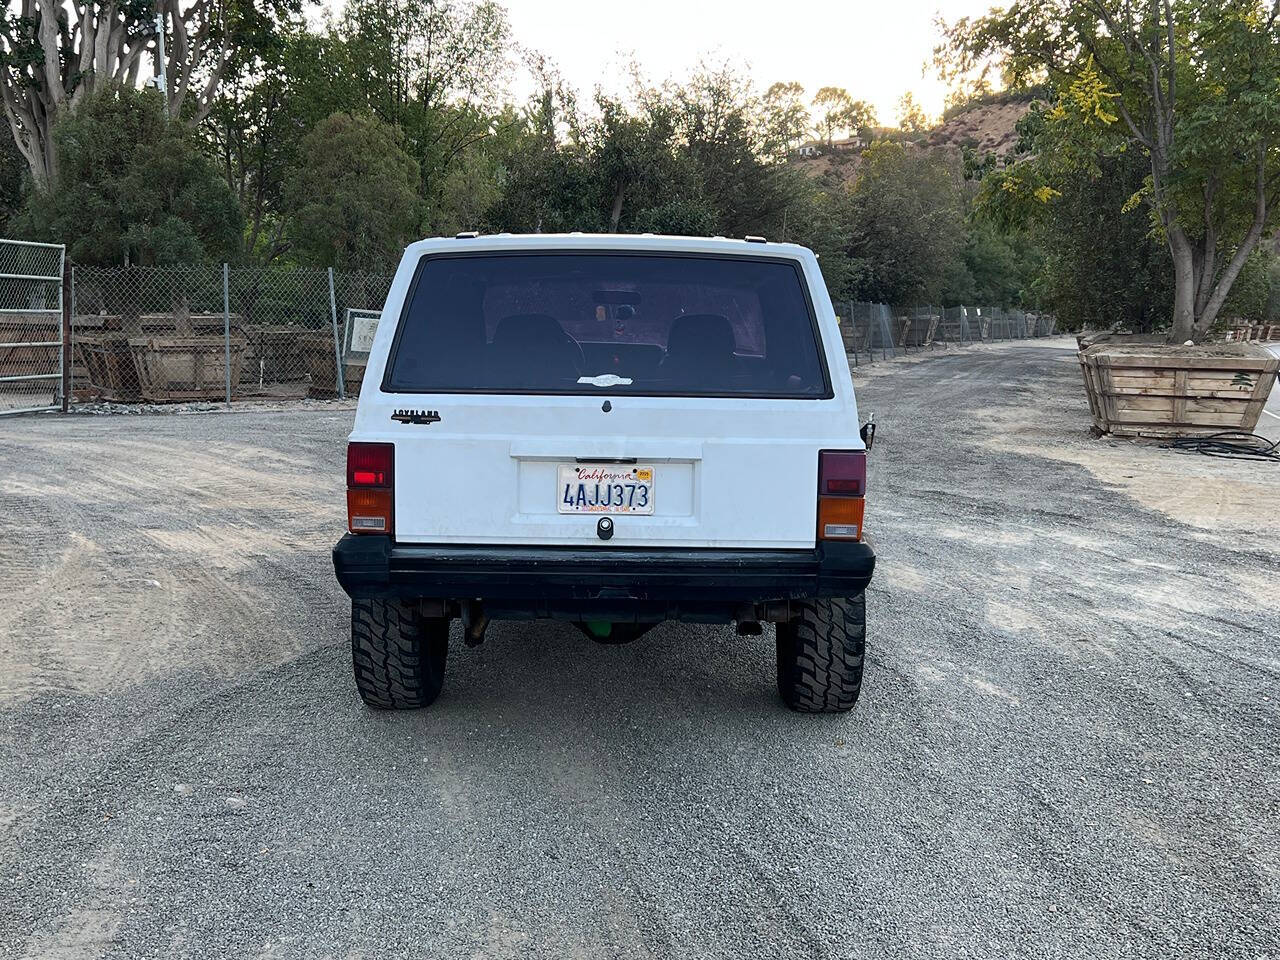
left=787, top=96, right=1034, bottom=186
left=926, top=98, right=1033, bottom=157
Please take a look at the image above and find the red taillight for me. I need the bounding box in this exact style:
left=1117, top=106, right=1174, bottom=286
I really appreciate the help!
left=819, top=450, right=866, bottom=498
left=348, top=442, right=394, bottom=488
left=818, top=450, right=866, bottom=541
left=347, top=442, right=394, bottom=535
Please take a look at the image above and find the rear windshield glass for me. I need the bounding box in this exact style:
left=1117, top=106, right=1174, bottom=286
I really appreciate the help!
left=384, top=253, right=830, bottom=397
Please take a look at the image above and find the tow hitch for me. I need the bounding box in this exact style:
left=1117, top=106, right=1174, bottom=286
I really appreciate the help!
left=461, top=601, right=488, bottom=647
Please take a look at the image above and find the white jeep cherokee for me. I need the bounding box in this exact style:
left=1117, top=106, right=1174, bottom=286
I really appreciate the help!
left=332, top=234, right=876, bottom=713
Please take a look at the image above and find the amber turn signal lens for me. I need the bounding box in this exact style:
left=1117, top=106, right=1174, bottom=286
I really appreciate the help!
left=348, top=488, right=393, bottom=535
left=818, top=496, right=864, bottom=541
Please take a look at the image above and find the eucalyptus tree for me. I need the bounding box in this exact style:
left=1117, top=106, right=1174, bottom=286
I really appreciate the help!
left=0, top=0, right=291, bottom=189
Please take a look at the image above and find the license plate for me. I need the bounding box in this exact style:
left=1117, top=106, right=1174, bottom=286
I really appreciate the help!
left=557, top=464, right=654, bottom=514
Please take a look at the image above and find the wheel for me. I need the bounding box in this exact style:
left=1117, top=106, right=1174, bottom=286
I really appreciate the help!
left=775, top=594, right=866, bottom=713
left=350, top=598, right=449, bottom=709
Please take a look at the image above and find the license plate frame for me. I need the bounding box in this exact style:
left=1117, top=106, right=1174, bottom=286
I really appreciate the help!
left=556, top=464, right=655, bottom=515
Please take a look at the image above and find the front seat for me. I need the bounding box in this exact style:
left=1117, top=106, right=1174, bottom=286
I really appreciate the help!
left=659, top=313, right=737, bottom=386
left=488, top=314, right=584, bottom=387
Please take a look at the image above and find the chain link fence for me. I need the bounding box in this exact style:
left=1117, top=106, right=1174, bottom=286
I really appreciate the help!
left=835, top=301, right=1056, bottom=367
left=54, top=261, right=1062, bottom=405
left=69, top=264, right=393, bottom=404
left=0, top=239, right=65, bottom=415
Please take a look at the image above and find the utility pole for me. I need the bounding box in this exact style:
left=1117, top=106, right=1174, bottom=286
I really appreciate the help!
left=154, top=12, right=169, bottom=119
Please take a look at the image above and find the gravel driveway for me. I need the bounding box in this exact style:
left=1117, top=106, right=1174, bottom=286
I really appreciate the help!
left=2, top=339, right=1277, bottom=959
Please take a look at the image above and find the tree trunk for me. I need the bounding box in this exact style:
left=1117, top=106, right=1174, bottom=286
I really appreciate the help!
left=1167, top=227, right=1198, bottom=342
left=609, top=183, right=625, bottom=231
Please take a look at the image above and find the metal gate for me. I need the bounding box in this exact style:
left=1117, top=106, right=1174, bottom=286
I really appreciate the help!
left=0, top=239, right=66, bottom=415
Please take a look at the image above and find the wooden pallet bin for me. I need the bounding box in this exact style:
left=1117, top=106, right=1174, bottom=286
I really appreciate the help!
left=891, top=315, right=913, bottom=348
left=838, top=314, right=873, bottom=359
left=240, top=326, right=305, bottom=386
left=300, top=334, right=364, bottom=398
left=0, top=315, right=60, bottom=377
left=79, top=333, right=140, bottom=400
left=904, top=315, right=940, bottom=348
left=1078, top=342, right=1279, bottom=438
left=128, top=337, right=246, bottom=402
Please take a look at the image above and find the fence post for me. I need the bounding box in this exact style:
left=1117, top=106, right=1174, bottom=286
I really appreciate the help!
left=327, top=267, right=345, bottom=401
left=852, top=301, right=861, bottom=367
left=60, top=255, right=71, bottom=413
left=222, top=263, right=231, bottom=407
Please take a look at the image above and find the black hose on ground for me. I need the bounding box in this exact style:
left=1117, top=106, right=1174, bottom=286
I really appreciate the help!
left=1161, top=431, right=1280, bottom=462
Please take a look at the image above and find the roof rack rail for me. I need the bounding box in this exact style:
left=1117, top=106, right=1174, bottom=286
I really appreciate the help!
left=744, top=235, right=767, bottom=243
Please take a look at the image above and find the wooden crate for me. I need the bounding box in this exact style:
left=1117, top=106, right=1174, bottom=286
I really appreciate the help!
left=891, top=315, right=912, bottom=348
left=71, top=315, right=120, bottom=394
left=300, top=334, right=364, bottom=398
left=1078, top=343, right=1280, bottom=437
left=240, top=326, right=306, bottom=386
left=79, top=334, right=140, bottom=401
left=128, top=337, right=246, bottom=402
left=838, top=314, right=873, bottom=359
left=903, top=314, right=939, bottom=348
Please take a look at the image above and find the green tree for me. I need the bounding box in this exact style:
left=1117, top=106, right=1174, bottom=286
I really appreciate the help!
left=204, top=22, right=349, bottom=261
left=811, top=87, right=876, bottom=147
left=21, top=85, right=241, bottom=265
left=761, top=81, right=810, bottom=157
left=843, top=142, right=968, bottom=303
left=0, top=130, right=23, bottom=235
left=1, top=0, right=297, bottom=189
left=486, top=65, right=801, bottom=240
left=284, top=112, right=421, bottom=271
left=895, top=92, right=929, bottom=134
left=1020, top=147, right=1174, bottom=330
left=944, top=0, right=1280, bottom=341
left=662, top=65, right=800, bottom=236
left=339, top=0, right=511, bottom=218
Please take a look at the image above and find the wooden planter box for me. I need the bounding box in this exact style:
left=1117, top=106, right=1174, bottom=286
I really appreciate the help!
left=1078, top=342, right=1280, bottom=438
left=128, top=337, right=246, bottom=402
left=78, top=334, right=140, bottom=400
left=300, top=334, right=364, bottom=398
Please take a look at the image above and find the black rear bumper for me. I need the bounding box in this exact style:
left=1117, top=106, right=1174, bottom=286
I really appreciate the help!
left=332, top=535, right=875, bottom=620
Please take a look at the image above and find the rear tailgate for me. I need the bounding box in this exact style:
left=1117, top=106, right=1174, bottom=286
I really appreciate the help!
left=381, top=395, right=850, bottom=548
left=354, top=237, right=861, bottom=550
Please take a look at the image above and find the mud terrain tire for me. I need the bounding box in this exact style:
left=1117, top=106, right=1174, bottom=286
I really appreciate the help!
left=775, top=594, right=866, bottom=713
left=351, top=599, right=449, bottom=709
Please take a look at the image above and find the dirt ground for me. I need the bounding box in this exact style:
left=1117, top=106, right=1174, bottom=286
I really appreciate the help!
left=1, top=337, right=1277, bottom=959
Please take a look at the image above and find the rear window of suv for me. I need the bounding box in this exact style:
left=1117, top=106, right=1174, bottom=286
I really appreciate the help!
left=383, top=252, right=831, bottom=398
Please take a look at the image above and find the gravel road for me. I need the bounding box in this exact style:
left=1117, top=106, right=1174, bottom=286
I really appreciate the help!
left=2, top=339, right=1277, bottom=959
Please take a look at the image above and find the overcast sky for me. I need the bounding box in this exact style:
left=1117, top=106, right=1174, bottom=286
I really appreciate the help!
left=502, top=0, right=996, bottom=122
